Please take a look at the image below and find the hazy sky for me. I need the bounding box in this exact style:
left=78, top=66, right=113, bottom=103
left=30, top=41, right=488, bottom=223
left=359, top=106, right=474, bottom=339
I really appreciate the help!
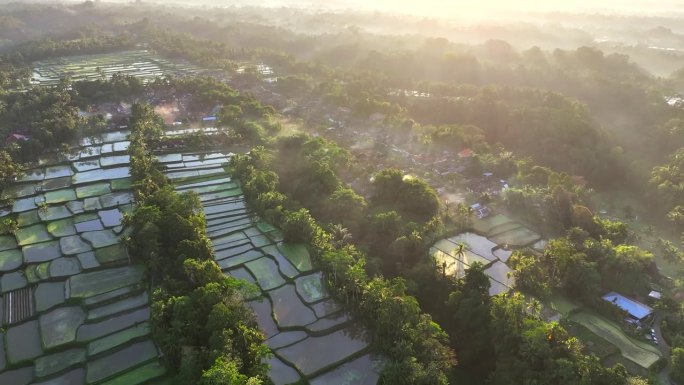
left=205, top=0, right=684, bottom=18
left=23, top=0, right=684, bottom=20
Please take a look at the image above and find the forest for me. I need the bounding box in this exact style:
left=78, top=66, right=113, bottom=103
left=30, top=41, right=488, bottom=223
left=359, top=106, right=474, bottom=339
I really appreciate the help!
left=2, top=1, right=684, bottom=385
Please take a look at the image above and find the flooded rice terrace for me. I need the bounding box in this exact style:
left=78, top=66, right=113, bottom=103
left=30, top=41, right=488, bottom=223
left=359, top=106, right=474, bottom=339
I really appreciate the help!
left=160, top=149, right=383, bottom=385
left=0, top=130, right=382, bottom=384
left=431, top=214, right=546, bottom=297
left=0, top=133, right=161, bottom=385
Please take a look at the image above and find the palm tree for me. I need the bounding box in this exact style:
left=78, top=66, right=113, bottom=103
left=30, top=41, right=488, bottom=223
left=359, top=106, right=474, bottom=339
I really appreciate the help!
left=527, top=298, right=542, bottom=318
left=454, top=242, right=466, bottom=276
left=329, top=224, right=352, bottom=248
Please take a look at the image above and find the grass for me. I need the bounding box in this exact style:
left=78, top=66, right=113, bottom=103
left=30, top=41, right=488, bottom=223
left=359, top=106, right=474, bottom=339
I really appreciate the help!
left=472, top=213, right=515, bottom=234
left=487, top=222, right=523, bottom=237
left=569, top=310, right=661, bottom=369
left=602, top=354, right=650, bottom=376
left=565, top=321, right=619, bottom=359
left=489, top=226, right=540, bottom=247
left=547, top=294, right=580, bottom=316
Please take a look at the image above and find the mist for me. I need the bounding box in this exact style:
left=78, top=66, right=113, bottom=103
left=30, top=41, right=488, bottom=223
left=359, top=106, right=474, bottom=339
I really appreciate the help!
left=106, top=0, right=684, bottom=18
left=2, top=2, right=684, bottom=385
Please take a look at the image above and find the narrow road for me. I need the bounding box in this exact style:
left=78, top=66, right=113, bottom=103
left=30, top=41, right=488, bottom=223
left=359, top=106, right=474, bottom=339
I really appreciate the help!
left=655, top=311, right=673, bottom=385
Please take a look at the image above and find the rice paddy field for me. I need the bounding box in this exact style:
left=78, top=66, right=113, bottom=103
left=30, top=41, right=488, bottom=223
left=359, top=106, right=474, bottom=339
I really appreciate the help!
left=0, top=130, right=384, bottom=384
left=430, top=232, right=515, bottom=296
left=159, top=151, right=384, bottom=385
left=475, top=209, right=662, bottom=373
left=432, top=212, right=546, bottom=296
left=0, top=133, right=164, bottom=385
left=473, top=213, right=542, bottom=248
left=31, top=50, right=201, bottom=87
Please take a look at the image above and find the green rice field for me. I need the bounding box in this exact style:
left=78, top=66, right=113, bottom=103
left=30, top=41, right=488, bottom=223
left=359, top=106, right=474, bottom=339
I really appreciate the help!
left=31, top=50, right=201, bottom=87
left=1, top=130, right=384, bottom=384
left=158, top=151, right=384, bottom=384
left=0, top=131, right=164, bottom=385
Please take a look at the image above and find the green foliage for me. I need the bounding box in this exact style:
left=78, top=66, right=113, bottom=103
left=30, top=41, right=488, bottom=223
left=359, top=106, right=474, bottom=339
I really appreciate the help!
left=325, top=187, right=367, bottom=229
left=406, top=87, right=619, bottom=184
left=4, top=32, right=135, bottom=64
left=72, top=73, right=145, bottom=103
left=141, top=26, right=238, bottom=70
left=488, top=293, right=633, bottom=385
left=0, top=85, right=81, bottom=160
left=131, top=103, right=164, bottom=147
left=231, top=145, right=456, bottom=384
left=673, top=347, right=684, bottom=385
left=273, top=134, right=351, bottom=212
left=426, top=124, right=486, bottom=151
left=510, top=231, right=655, bottom=303
left=0, top=217, right=18, bottom=235
left=128, top=103, right=167, bottom=199
left=126, top=107, right=268, bottom=384
left=151, top=261, right=268, bottom=383
left=281, top=208, right=317, bottom=243
left=372, top=168, right=439, bottom=222
left=668, top=205, right=684, bottom=229
left=652, top=148, right=684, bottom=203
left=200, top=357, right=262, bottom=385
left=650, top=148, right=684, bottom=225
left=444, top=263, right=495, bottom=374
left=0, top=150, right=22, bottom=187
left=655, top=238, right=683, bottom=263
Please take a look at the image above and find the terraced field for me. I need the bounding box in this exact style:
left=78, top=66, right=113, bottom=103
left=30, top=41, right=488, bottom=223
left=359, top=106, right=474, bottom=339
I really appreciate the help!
left=472, top=213, right=543, bottom=248
left=431, top=232, right=515, bottom=296
left=433, top=212, right=546, bottom=295
left=31, top=50, right=201, bottom=87
left=158, top=152, right=383, bottom=385
left=0, top=126, right=382, bottom=384
left=0, top=135, right=165, bottom=384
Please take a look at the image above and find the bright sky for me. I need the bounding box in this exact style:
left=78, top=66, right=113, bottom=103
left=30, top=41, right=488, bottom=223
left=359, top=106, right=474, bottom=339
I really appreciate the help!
left=246, top=0, right=684, bottom=18
left=355, top=0, right=684, bottom=16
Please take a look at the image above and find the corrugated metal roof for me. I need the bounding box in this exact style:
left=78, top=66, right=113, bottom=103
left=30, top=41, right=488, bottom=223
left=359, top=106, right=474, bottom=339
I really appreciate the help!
left=602, top=292, right=652, bottom=320
left=3, top=286, right=34, bottom=325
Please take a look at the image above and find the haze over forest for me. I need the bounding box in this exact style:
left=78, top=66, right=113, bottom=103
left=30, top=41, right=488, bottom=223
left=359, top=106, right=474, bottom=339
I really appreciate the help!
left=3, top=1, right=684, bottom=385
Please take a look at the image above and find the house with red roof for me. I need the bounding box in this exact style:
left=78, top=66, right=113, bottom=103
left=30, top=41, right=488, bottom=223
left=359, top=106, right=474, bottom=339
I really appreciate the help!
left=5, top=133, right=30, bottom=145
left=458, top=148, right=474, bottom=158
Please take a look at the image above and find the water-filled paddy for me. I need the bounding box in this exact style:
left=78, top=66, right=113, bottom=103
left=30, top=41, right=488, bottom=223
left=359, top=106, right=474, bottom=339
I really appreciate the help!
left=0, top=153, right=164, bottom=384
left=0, top=250, right=23, bottom=272
left=432, top=231, right=519, bottom=295
left=276, top=327, right=369, bottom=376
left=162, top=158, right=382, bottom=383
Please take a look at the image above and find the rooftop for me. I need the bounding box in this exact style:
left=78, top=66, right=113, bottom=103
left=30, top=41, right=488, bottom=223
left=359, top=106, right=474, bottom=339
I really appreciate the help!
left=458, top=148, right=474, bottom=158
left=602, top=292, right=653, bottom=320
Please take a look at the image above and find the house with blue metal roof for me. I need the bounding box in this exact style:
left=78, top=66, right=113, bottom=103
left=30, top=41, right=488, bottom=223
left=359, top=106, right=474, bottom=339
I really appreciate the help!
left=602, top=292, right=653, bottom=324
